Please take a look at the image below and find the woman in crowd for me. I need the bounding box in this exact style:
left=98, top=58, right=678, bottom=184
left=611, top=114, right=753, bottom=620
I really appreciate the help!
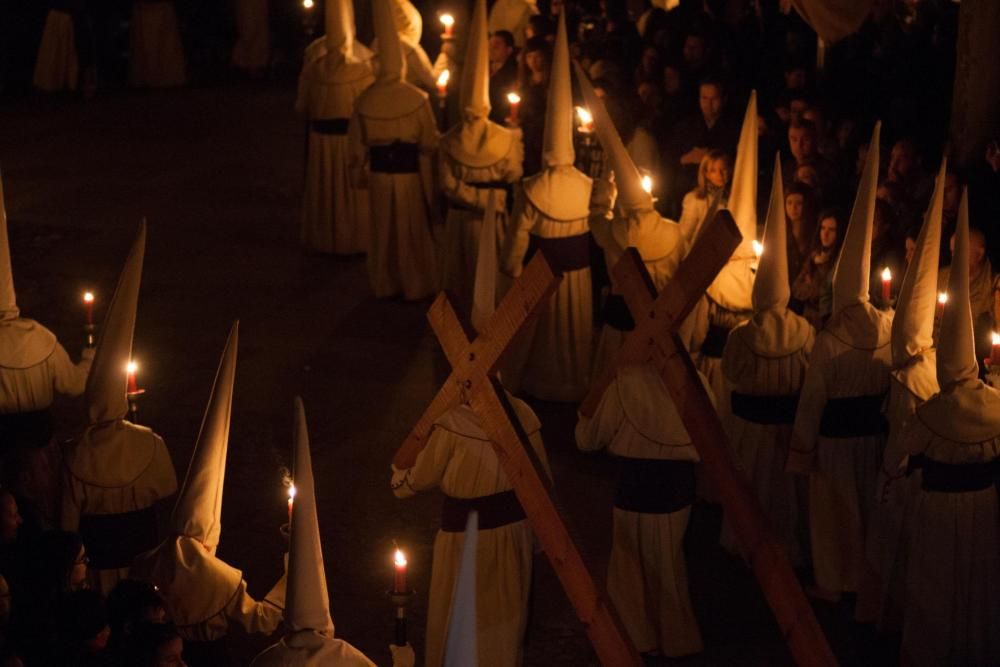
left=784, top=181, right=818, bottom=282
left=792, top=209, right=842, bottom=329
left=516, top=36, right=551, bottom=177
left=678, top=149, right=731, bottom=253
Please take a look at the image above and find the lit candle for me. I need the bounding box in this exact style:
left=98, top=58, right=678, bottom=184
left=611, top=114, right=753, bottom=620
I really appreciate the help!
left=436, top=69, right=450, bottom=98
left=575, top=106, right=593, bottom=133
left=393, top=548, right=407, bottom=594
left=506, top=92, right=521, bottom=124
left=991, top=332, right=1000, bottom=368
left=752, top=239, right=764, bottom=258
left=881, top=267, right=892, bottom=303
left=83, top=291, right=95, bottom=326
left=126, top=361, right=139, bottom=395
left=640, top=174, right=653, bottom=194
left=287, top=484, right=297, bottom=525
left=937, top=291, right=948, bottom=319
left=439, top=13, right=454, bottom=38
left=302, top=0, right=314, bottom=8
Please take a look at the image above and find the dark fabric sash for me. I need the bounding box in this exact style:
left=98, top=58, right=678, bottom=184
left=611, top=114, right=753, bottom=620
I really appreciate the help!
left=369, top=142, right=420, bottom=173
left=700, top=323, right=731, bottom=359
left=818, top=394, right=888, bottom=438
left=909, top=454, right=1000, bottom=494
left=466, top=180, right=510, bottom=190
left=731, top=392, right=800, bottom=425
left=78, top=506, right=159, bottom=570
left=311, top=118, right=350, bottom=135
left=0, top=410, right=53, bottom=449
left=524, top=233, right=591, bottom=274
left=614, top=457, right=696, bottom=514
left=441, top=491, right=526, bottom=532
left=603, top=293, right=635, bottom=332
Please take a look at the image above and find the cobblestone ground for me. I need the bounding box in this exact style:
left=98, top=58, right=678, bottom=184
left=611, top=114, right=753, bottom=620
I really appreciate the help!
left=0, top=82, right=885, bottom=666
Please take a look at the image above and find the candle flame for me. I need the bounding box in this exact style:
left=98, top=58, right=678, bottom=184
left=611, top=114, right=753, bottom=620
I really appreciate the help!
left=752, top=240, right=763, bottom=258
left=575, top=106, right=593, bottom=125
left=439, top=13, right=454, bottom=28
left=993, top=332, right=1000, bottom=346
left=506, top=91, right=521, bottom=105
left=302, top=0, right=314, bottom=8
left=126, top=360, right=138, bottom=375
left=394, top=548, right=407, bottom=567
left=83, top=291, right=94, bottom=304
left=287, top=484, right=297, bottom=500
left=938, top=291, right=949, bottom=305
left=640, top=174, right=653, bottom=194
left=881, top=267, right=892, bottom=282
left=436, top=69, right=450, bottom=88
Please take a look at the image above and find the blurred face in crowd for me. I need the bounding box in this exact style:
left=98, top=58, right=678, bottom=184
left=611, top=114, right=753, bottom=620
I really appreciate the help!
left=785, top=67, right=807, bottom=90
left=888, top=141, right=918, bottom=182
left=524, top=49, right=545, bottom=76
left=0, top=493, right=21, bottom=545
left=549, top=0, right=564, bottom=15
left=637, top=81, right=658, bottom=106
left=488, top=36, right=513, bottom=66
left=789, top=98, right=809, bottom=123
left=699, top=83, right=723, bottom=125
left=641, top=47, right=658, bottom=73
left=795, top=164, right=819, bottom=188
left=943, top=173, right=961, bottom=214
left=788, top=125, right=816, bottom=163
left=662, top=65, right=681, bottom=95
left=837, top=118, right=855, bottom=149
left=71, top=546, right=89, bottom=591
left=785, top=193, right=804, bottom=223
left=683, top=35, right=706, bottom=66
left=706, top=158, right=729, bottom=187
left=819, top=216, right=838, bottom=249
left=153, top=638, right=185, bottom=667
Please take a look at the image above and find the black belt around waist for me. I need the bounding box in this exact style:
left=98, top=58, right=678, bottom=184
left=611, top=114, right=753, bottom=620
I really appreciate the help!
left=78, top=506, right=159, bottom=570
left=909, top=454, right=1000, bottom=494
left=466, top=180, right=511, bottom=190
left=818, top=394, right=888, bottom=438
left=700, top=323, right=731, bottom=359
left=369, top=142, right=420, bottom=173
left=0, top=410, right=53, bottom=449
left=731, top=392, right=799, bottom=425
left=603, top=293, right=635, bottom=331
left=311, top=118, right=349, bottom=135
left=615, top=457, right=696, bottom=514
left=524, top=233, right=591, bottom=274
left=441, top=491, right=526, bottom=532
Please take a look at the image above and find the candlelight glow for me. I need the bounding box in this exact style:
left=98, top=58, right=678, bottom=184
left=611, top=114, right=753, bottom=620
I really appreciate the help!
left=993, top=332, right=1000, bottom=346
left=506, top=92, right=521, bottom=105
left=83, top=291, right=94, bottom=304
left=302, top=0, right=314, bottom=8
left=126, top=360, right=138, bottom=375
left=752, top=240, right=763, bottom=257
left=436, top=69, right=450, bottom=89
left=881, top=267, right=892, bottom=282
left=640, top=175, right=653, bottom=194
left=575, top=106, right=593, bottom=125
left=287, top=484, right=297, bottom=500
left=439, top=13, right=454, bottom=29
left=938, top=291, right=949, bottom=305
left=394, top=548, right=407, bottom=567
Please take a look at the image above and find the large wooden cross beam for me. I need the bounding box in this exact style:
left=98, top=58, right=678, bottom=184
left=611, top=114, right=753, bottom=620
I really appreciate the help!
left=394, top=254, right=641, bottom=666
left=581, top=211, right=837, bottom=667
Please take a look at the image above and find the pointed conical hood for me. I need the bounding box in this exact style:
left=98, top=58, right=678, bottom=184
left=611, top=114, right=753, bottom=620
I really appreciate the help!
left=459, top=0, right=490, bottom=117
left=832, top=121, right=881, bottom=315
left=325, top=0, right=356, bottom=59
left=0, top=172, right=17, bottom=320
left=752, top=156, right=789, bottom=312
left=443, top=511, right=478, bottom=666
left=937, top=189, right=978, bottom=387
left=286, top=397, right=334, bottom=635
left=471, top=191, right=498, bottom=332
left=574, top=61, right=652, bottom=211
left=728, top=91, right=758, bottom=253
left=391, top=0, right=422, bottom=46
left=373, top=0, right=404, bottom=83
left=85, top=222, right=146, bottom=424
left=892, top=158, right=945, bottom=365
left=542, top=11, right=575, bottom=167
left=172, top=322, right=239, bottom=550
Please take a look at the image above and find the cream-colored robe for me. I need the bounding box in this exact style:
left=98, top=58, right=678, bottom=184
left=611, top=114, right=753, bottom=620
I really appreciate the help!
left=33, top=9, right=79, bottom=92
left=297, top=40, right=375, bottom=255
left=349, top=83, right=439, bottom=301
left=788, top=302, right=893, bottom=593
left=0, top=319, right=92, bottom=412
left=131, top=536, right=286, bottom=641
left=720, top=308, right=814, bottom=565
left=438, top=121, right=523, bottom=312
left=61, top=421, right=178, bottom=595
left=232, top=0, right=270, bottom=71
left=501, top=167, right=593, bottom=402
left=129, top=1, right=186, bottom=88
left=487, top=0, right=538, bottom=47
left=252, top=630, right=376, bottom=667
left=575, top=364, right=704, bottom=658
left=900, top=381, right=1000, bottom=666
left=391, top=399, right=549, bottom=667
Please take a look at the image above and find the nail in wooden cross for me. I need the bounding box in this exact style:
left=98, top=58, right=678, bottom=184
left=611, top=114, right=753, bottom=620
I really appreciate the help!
left=581, top=210, right=837, bottom=666
left=393, top=252, right=642, bottom=666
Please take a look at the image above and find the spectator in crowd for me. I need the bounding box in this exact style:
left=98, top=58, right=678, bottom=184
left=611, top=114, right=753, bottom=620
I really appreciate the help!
left=488, top=30, right=518, bottom=124
left=678, top=149, right=731, bottom=252
left=123, top=622, right=184, bottom=667
left=516, top=36, right=551, bottom=176
left=792, top=209, right=842, bottom=328
left=785, top=181, right=818, bottom=282
left=784, top=119, right=837, bottom=202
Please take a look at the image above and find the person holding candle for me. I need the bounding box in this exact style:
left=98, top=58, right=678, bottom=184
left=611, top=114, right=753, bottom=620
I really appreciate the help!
left=0, top=172, right=94, bottom=449
left=896, top=189, right=1000, bottom=665
left=349, top=0, right=439, bottom=302
left=132, top=323, right=288, bottom=644
left=296, top=0, right=375, bottom=256
left=787, top=123, right=894, bottom=603
left=859, top=158, right=945, bottom=629
left=500, top=10, right=592, bottom=402
left=438, top=0, right=523, bottom=315
left=60, top=222, right=177, bottom=597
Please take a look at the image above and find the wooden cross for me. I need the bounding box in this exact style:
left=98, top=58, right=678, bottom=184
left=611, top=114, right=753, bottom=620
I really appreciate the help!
left=581, top=210, right=837, bottom=667
left=394, top=253, right=642, bottom=666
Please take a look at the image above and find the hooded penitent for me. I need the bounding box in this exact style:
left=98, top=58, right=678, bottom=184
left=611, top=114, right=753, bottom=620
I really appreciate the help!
left=391, top=0, right=422, bottom=46
left=471, top=191, right=499, bottom=333
left=373, top=0, right=405, bottom=84
left=543, top=11, right=575, bottom=169
left=832, top=122, right=881, bottom=316
left=751, top=156, right=789, bottom=313
left=0, top=172, right=16, bottom=322
left=705, top=91, right=758, bottom=312
left=935, top=188, right=978, bottom=388
left=892, top=158, right=945, bottom=367
left=325, top=0, right=362, bottom=62
left=85, top=222, right=146, bottom=426
left=460, top=0, right=490, bottom=119
left=443, top=511, right=478, bottom=667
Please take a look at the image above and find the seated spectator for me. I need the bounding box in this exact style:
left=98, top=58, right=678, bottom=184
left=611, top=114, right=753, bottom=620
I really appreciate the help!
left=791, top=209, right=842, bottom=328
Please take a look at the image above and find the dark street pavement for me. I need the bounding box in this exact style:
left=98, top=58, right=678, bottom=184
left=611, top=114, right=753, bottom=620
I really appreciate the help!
left=0, top=82, right=876, bottom=665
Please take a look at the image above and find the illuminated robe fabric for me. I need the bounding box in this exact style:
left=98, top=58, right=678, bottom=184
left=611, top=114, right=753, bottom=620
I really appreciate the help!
left=129, top=1, right=186, bottom=88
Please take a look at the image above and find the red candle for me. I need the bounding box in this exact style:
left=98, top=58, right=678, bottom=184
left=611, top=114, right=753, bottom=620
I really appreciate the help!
left=393, top=548, right=407, bottom=594
left=436, top=69, right=450, bottom=98
left=83, top=292, right=94, bottom=325
left=575, top=106, right=593, bottom=134
left=440, top=13, right=454, bottom=38
left=991, top=332, right=1000, bottom=368
left=506, top=92, right=521, bottom=124
left=126, top=361, right=139, bottom=394
left=880, top=267, right=892, bottom=303
left=937, top=291, right=948, bottom=319
left=287, top=484, right=297, bottom=525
